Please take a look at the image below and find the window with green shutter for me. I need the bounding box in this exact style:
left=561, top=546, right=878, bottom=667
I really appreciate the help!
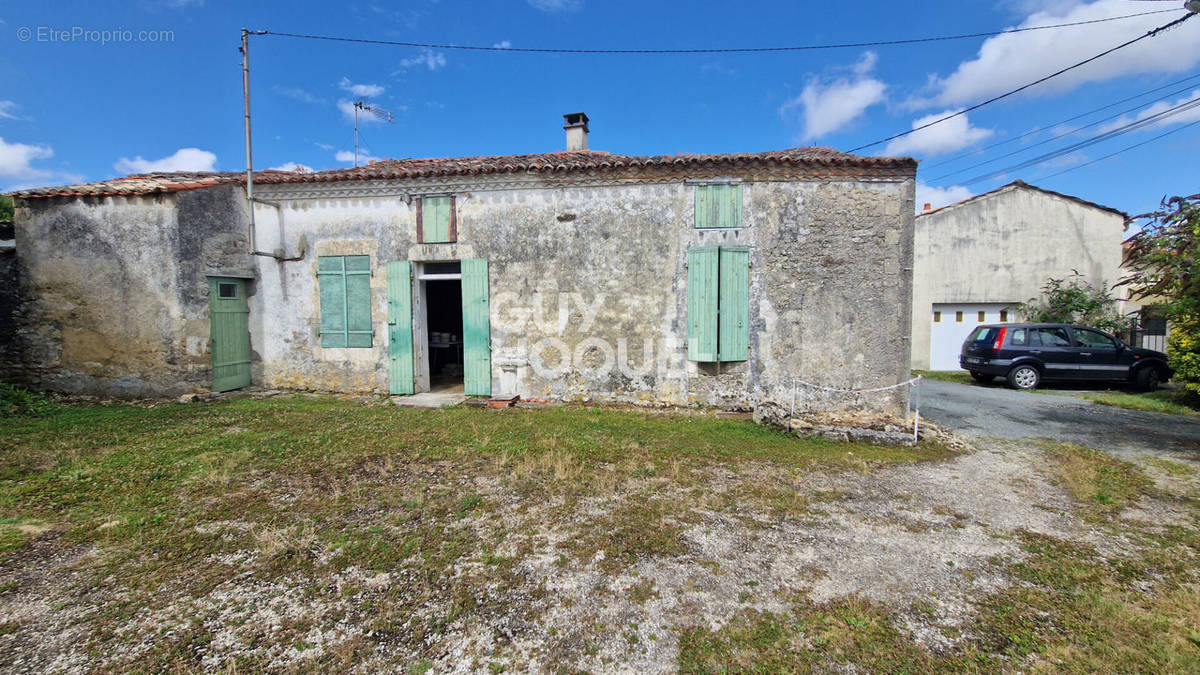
left=687, top=246, right=749, bottom=362
left=418, top=196, right=457, bottom=243
left=694, top=184, right=742, bottom=229
left=318, top=255, right=374, bottom=348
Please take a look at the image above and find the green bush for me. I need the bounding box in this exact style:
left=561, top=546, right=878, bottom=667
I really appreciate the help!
left=0, top=383, right=56, bottom=417
left=1166, top=317, right=1200, bottom=396
left=1017, top=273, right=1132, bottom=333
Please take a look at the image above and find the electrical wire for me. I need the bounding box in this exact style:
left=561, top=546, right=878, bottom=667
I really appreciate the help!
left=847, top=11, right=1195, bottom=153
left=929, top=83, right=1200, bottom=181
left=958, top=96, right=1200, bottom=185
left=923, top=71, right=1200, bottom=169
left=1035, top=118, right=1200, bottom=181
left=252, top=8, right=1178, bottom=54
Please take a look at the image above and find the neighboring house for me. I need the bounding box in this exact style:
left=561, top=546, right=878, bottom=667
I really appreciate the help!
left=5, top=114, right=918, bottom=413
left=910, top=180, right=1128, bottom=371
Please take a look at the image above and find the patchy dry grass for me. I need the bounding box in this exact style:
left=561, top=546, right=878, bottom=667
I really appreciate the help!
left=1039, top=442, right=1155, bottom=518
left=1, top=396, right=1197, bottom=671
left=1082, top=389, right=1200, bottom=418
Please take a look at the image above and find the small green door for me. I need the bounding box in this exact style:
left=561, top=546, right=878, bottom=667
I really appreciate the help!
left=208, top=277, right=252, bottom=392
left=461, top=258, right=492, bottom=396
left=386, top=261, right=415, bottom=395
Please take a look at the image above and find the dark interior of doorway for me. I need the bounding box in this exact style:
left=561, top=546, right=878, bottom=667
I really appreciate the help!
left=426, top=279, right=464, bottom=393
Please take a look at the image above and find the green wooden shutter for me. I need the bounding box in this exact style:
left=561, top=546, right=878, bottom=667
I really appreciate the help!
left=694, top=185, right=742, bottom=229
left=386, top=260, right=414, bottom=395
left=344, top=255, right=374, bottom=347
left=687, top=247, right=719, bottom=361
left=318, top=255, right=373, bottom=348
left=461, top=258, right=492, bottom=396
left=318, top=256, right=348, bottom=348
left=422, top=196, right=452, bottom=243
left=718, top=247, right=749, bottom=362
left=695, top=186, right=712, bottom=229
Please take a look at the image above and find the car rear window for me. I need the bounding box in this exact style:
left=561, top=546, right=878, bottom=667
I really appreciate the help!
left=966, top=326, right=999, bottom=343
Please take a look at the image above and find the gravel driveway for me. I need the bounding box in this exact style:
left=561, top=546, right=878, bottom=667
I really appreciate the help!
left=918, top=378, right=1200, bottom=459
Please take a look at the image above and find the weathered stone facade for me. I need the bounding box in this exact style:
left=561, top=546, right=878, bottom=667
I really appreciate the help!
left=5, top=186, right=249, bottom=396
left=7, top=146, right=917, bottom=413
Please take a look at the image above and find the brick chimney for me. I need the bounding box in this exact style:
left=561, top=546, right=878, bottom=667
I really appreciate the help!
left=563, top=112, right=589, bottom=151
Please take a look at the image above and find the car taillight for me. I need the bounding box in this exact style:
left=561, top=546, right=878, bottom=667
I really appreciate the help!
left=992, top=327, right=1007, bottom=351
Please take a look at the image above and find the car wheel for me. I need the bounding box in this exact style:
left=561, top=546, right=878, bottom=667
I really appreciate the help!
left=1135, top=367, right=1160, bottom=392
left=1007, top=365, right=1040, bottom=390
left=970, top=371, right=994, bottom=383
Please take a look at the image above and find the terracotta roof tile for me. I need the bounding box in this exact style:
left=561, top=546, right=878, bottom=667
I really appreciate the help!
left=11, top=147, right=916, bottom=199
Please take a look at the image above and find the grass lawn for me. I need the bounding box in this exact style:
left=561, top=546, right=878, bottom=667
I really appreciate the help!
left=1, top=394, right=1197, bottom=672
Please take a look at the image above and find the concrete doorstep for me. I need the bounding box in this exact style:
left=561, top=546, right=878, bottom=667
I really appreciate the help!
left=389, top=392, right=467, bottom=409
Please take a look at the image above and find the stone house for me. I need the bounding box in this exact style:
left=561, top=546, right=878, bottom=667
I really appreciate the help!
left=910, top=180, right=1129, bottom=371
left=5, top=115, right=918, bottom=412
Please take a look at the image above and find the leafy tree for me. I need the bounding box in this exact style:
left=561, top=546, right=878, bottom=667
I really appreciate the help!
left=1122, top=193, right=1200, bottom=393
left=0, top=195, right=12, bottom=221
left=1017, top=272, right=1131, bottom=334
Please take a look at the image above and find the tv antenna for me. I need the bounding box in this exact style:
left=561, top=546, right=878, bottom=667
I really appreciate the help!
left=353, top=100, right=394, bottom=167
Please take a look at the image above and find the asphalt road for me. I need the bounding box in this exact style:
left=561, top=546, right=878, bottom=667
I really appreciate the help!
left=918, top=378, right=1200, bottom=458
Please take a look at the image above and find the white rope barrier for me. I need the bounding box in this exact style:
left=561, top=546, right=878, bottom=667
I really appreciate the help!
left=790, top=375, right=925, bottom=442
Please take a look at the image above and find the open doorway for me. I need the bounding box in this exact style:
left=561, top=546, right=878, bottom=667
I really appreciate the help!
left=420, top=262, right=464, bottom=393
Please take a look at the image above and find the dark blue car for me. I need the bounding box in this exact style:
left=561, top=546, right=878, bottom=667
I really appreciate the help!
left=960, top=323, right=1172, bottom=391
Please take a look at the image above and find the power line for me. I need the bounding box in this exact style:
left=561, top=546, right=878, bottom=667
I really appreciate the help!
left=924, top=71, right=1200, bottom=169
left=929, top=82, right=1200, bottom=181
left=847, top=11, right=1196, bottom=153
left=958, top=96, right=1200, bottom=185
left=254, top=8, right=1178, bottom=54
left=1035, top=118, right=1200, bottom=182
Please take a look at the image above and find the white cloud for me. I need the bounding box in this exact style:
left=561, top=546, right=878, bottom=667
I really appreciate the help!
left=268, top=162, right=313, bottom=173
left=922, top=0, right=1200, bottom=108
left=528, top=0, right=582, bottom=11
left=492, top=40, right=512, bottom=49
left=275, top=86, right=323, bottom=104
left=782, top=53, right=887, bottom=141
left=0, top=101, right=19, bottom=120
left=338, top=77, right=385, bottom=99
left=916, top=182, right=973, bottom=213
left=884, top=110, right=994, bottom=157
left=397, top=49, right=447, bottom=72
left=113, top=147, right=217, bottom=174
left=0, top=137, right=53, bottom=178
left=1097, top=89, right=1200, bottom=133
left=335, top=149, right=384, bottom=165
left=314, top=142, right=334, bottom=151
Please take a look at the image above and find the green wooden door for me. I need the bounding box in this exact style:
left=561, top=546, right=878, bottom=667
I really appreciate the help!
left=386, top=261, right=415, bottom=395
left=461, top=258, right=492, bottom=396
left=687, top=247, right=720, bottom=361
left=208, top=277, right=251, bottom=392
left=718, top=247, right=750, bottom=361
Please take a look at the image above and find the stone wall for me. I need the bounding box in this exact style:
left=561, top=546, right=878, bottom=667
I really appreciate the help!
left=253, top=173, right=916, bottom=411
left=8, top=186, right=250, bottom=397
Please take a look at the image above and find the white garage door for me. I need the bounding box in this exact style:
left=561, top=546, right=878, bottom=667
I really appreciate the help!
left=929, top=303, right=1014, bottom=371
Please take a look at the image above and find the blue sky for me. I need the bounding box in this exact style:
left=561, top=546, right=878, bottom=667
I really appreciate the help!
left=1, top=0, right=1198, bottom=217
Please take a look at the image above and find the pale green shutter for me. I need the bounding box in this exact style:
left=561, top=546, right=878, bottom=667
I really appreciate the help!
left=423, top=196, right=452, bottom=243
left=695, top=185, right=742, bottom=229
left=718, top=247, right=749, bottom=361
left=344, top=255, right=373, bottom=347
left=386, top=261, right=414, bottom=395
left=318, top=256, right=347, bottom=348
left=318, top=255, right=373, bottom=348
left=687, top=247, right=719, bottom=361
left=718, top=185, right=742, bottom=229
left=461, top=258, right=492, bottom=396
left=695, top=186, right=712, bottom=229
